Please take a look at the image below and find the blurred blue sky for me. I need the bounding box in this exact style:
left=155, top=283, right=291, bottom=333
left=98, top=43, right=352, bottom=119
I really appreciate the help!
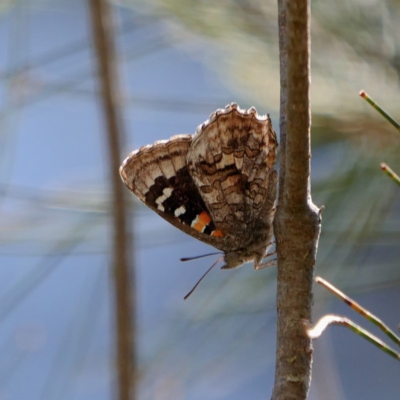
left=0, top=1, right=399, bottom=400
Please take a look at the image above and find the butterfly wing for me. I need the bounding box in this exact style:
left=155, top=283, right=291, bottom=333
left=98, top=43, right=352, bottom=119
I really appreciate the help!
left=120, top=135, right=225, bottom=248
left=187, top=104, right=278, bottom=238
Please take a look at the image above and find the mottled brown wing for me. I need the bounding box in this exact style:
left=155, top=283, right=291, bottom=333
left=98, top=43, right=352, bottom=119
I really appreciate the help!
left=119, top=135, right=226, bottom=249
left=187, top=103, right=278, bottom=237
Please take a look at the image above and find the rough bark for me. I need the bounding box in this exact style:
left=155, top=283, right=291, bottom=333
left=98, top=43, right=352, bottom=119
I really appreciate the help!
left=88, top=1, right=136, bottom=399
left=271, top=1, right=322, bottom=399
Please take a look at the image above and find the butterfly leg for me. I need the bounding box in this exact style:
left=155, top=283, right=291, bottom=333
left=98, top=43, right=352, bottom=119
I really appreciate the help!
left=255, top=258, right=277, bottom=270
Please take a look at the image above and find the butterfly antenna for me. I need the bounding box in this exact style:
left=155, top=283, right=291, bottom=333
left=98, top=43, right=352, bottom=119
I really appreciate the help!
left=180, top=252, right=222, bottom=262
left=183, top=256, right=224, bottom=300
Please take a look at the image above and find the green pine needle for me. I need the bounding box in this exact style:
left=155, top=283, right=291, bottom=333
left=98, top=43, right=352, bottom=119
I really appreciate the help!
left=307, top=277, right=400, bottom=361
left=316, top=276, right=400, bottom=347
left=381, top=163, right=400, bottom=186
left=359, top=90, right=400, bottom=131
left=307, top=315, right=400, bottom=361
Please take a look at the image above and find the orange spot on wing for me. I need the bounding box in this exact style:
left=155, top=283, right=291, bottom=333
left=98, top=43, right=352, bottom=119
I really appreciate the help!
left=192, top=221, right=203, bottom=232
left=191, top=211, right=224, bottom=237
left=198, top=211, right=211, bottom=224
left=192, top=211, right=211, bottom=233
left=211, top=229, right=224, bottom=238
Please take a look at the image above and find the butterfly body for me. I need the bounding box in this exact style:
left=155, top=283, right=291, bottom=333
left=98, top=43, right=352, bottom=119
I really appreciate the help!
left=120, top=103, right=278, bottom=269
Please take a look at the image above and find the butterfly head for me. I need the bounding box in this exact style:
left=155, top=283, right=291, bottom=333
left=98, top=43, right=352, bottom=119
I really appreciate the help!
left=221, top=247, right=266, bottom=270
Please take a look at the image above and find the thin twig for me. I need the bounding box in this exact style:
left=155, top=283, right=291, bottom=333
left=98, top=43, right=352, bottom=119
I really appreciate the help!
left=88, top=1, right=136, bottom=399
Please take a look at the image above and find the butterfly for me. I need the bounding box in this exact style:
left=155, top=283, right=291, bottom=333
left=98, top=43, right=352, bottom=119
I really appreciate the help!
left=120, top=103, right=278, bottom=273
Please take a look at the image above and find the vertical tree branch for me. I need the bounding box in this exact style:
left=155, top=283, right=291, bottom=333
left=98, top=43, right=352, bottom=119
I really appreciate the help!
left=88, top=1, right=136, bottom=399
left=277, top=0, right=287, bottom=200
left=272, top=0, right=322, bottom=399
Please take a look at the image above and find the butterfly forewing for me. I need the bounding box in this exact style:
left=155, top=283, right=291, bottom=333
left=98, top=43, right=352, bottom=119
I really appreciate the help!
left=120, top=135, right=223, bottom=244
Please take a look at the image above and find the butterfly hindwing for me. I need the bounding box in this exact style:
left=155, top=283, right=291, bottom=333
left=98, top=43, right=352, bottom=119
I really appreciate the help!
left=187, top=104, right=278, bottom=237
